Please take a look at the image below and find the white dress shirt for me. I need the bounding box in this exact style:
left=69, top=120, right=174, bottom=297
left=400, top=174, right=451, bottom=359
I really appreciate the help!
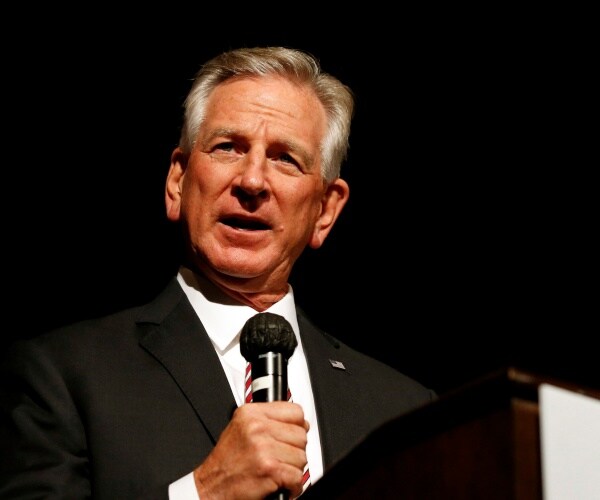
left=169, top=266, right=323, bottom=499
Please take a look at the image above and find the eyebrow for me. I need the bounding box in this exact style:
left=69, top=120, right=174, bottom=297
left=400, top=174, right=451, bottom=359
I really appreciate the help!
left=200, top=127, right=236, bottom=149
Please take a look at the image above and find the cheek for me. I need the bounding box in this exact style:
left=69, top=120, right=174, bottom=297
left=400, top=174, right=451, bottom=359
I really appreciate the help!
left=287, top=192, right=324, bottom=235
left=182, top=165, right=225, bottom=206
left=283, top=190, right=318, bottom=220
left=178, top=184, right=209, bottom=229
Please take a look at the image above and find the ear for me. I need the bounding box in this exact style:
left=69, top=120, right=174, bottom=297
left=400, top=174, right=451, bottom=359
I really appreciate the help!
left=309, top=178, right=350, bottom=249
left=165, top=147, right=187, bottom=222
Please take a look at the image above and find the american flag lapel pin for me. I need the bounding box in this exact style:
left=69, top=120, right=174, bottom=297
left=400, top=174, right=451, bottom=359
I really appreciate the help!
left=329, top=359, right=346, bottom=370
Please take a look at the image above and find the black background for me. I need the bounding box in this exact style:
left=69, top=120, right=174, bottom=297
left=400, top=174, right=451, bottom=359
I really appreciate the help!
left=3, top=12, right=595, bottom=394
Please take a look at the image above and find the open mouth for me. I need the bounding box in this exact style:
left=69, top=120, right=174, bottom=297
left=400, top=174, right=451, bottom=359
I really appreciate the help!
left=221, top=217, right=270, bottom=231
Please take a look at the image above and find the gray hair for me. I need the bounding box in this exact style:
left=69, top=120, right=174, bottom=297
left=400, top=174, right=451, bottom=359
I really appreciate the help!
left=179, top=47, right=355, bottom=183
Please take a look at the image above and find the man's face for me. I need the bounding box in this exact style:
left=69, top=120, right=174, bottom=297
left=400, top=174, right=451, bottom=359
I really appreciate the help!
left=166, top=75, right=348, bottom=293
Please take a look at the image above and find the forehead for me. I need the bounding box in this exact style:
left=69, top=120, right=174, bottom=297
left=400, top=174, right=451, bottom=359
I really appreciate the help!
left=204, top=75, right=327, bottom=135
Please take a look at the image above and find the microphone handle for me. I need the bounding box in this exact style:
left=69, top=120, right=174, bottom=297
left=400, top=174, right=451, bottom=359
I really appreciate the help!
left=250, top=352, right=288, bottom=402
left=266, top=491, right=288, bottom=500
left=251, top=352, right=290, bottom=499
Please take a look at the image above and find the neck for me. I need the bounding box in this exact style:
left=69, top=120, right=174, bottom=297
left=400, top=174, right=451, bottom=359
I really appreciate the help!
left=217, top=286, right=287, bottom=311
left=186, top=264, right=289, bottom=312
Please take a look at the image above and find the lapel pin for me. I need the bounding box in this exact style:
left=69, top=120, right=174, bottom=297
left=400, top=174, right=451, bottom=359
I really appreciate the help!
left=329, top=359, right=346, bottom=370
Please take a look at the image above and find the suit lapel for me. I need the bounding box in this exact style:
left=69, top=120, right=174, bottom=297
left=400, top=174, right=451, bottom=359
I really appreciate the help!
left=138, top=281, right=237, bottom=445
left=133, top=281, right=360, bottom=467
left=297, top=310, right=357, bottom=469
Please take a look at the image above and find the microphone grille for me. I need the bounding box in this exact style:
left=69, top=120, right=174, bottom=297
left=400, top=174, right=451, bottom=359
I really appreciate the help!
left=240, top=312, right=298, bottom=361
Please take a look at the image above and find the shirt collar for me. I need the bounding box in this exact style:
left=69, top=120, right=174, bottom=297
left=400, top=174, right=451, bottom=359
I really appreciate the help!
left=176, top=266, right=300, bottom=353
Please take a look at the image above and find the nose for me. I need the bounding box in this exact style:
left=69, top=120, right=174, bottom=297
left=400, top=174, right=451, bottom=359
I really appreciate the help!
left=234, top=151, right=268, bottom=198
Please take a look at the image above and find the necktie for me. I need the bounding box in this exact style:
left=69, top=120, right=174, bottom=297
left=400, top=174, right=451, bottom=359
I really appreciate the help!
left=245, top=362, right=311, bottom=493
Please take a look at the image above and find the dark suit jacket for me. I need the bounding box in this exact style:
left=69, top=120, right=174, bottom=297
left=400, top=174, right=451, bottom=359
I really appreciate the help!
left=0, top=278, right=436, bottom=499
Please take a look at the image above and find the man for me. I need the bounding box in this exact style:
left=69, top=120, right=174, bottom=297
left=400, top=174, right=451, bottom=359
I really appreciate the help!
left=0, top=47, right=436, bottom=499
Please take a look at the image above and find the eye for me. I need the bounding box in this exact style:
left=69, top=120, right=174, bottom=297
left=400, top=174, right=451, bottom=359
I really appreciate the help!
left=278, top=152, right=298, bottom=166
left=214, top=142, right=235, bottom=152
left=270, top=150, right=306, bottom=176
left=207, top=141, right=241, bottom=164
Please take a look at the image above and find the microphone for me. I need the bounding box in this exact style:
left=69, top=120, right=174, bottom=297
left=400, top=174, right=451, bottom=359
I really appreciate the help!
left=240, top=312, right=297, bottom=402
left=240, top=312, right=298, bottom=500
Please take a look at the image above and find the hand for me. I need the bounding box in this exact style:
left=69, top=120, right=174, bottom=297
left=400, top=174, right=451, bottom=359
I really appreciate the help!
left=193, top=401, right=309, bottom=499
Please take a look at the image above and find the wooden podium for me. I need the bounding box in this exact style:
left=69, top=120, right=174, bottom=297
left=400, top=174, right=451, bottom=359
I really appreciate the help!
left=303, top=366, right=600, bottom=500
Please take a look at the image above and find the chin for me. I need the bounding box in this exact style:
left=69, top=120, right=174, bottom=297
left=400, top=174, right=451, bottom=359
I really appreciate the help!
left=199, top=245, right=284, bottom=281
left=211, top=260, right=270, bottom=281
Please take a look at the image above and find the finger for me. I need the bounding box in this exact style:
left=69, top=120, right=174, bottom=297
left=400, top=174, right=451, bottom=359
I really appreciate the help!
left=248, top=401, right=306, bottom=423
left=253, top=452, right=307, bottom=499
left=268, top=421, right=308, bottom=449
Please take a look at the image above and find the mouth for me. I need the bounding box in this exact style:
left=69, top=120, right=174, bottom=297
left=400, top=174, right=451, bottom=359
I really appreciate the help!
left=220, top=216, right=271, bottom=231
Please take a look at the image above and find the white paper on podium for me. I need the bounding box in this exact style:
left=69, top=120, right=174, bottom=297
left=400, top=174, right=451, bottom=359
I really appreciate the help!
left=539, top=383, right=600, bottom=500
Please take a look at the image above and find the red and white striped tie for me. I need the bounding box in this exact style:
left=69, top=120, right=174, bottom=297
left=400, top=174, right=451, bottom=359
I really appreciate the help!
left=245, top=362, right=311, bottom=493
